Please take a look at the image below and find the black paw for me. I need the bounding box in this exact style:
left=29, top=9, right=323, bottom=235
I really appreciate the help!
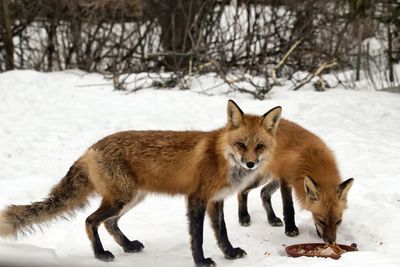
left=285, top=226, right=299, bottom=237
left=268, top=217, right=283, bottom=227
left=123, top=240, right=145, bottom=253
left=225, top=247, right=247, bottom=259
left=95, top=250, right=115, bottom=262
left=239, top=213, right=251, bottom=226
left=195, top=258, right=216, bottom=267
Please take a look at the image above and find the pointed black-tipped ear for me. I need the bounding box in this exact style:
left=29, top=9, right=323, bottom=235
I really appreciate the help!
left=227, top=100, right=244, bottom=128
left=337, top=178, right=354, bottom=200
left=304, top=176, right=320, bottom=202
left=262, top=106, right=282, bottom=134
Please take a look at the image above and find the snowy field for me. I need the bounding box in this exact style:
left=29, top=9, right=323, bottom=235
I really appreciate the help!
left=0, top=70, right=400, bottom=267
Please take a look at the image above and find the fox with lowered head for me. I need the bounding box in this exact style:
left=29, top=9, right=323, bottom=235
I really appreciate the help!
left=238, top=118, right=354, bottom=244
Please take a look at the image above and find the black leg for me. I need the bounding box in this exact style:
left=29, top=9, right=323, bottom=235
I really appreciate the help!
left=187, top=196, right=215, bottom=267
left=238, top=192, right=251, bottom=226
left=104, top=217, right=144, bottom=253
left=85, top=200, right=123, bottom=261
left=208, top=201, right=246, bottom=260
left=281, top=182, right=299, bottom=237
left=237, top=179, right=262, bottom=226
left=315, top=224, right=322, bottom=238
left=260, top=180, right=283, bottom=226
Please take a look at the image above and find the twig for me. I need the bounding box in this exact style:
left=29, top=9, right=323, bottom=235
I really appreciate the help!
left=272, top=39, right=302, bottom=85
left=75, top=83, right=113, bottom=87
left=292, top=59, right=337, bottom=91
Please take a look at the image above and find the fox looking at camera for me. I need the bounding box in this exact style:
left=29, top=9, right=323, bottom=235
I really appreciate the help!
left=238, top=118, right=354, bottom=244
left=0, top=100, right=282, bottom=266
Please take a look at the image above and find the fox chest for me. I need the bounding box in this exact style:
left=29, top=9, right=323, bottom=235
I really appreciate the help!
left=211, top=167, right=260, bottom=201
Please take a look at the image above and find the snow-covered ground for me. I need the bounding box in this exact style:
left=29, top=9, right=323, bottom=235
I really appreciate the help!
left=0, top=70, right=400, bottom=267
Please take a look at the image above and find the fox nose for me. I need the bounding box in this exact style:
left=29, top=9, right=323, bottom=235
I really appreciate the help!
left=325, top=235, right=336, bottom=244
left=246, top=161, right=255, bottom=169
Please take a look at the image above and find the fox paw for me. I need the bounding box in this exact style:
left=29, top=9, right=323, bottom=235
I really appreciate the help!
left=95, top=250, right=115, bottom=262
left=285, top=226, right=299, bottom=237
left=195, top=258, right=216, bottom=267
left=225, top=247, right=247, bottom=259
left=239, top=213, right=251, bottom=226
left=268, top=217, right=283, bottom=227
left=123, top=240, right=144, bottom=253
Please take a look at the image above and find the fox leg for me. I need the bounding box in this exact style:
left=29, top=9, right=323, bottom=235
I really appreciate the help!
left=103, top=191, right=146, bottom=253
left=187, top=196, right=215, bottom=267
left=238, top=180, right=262, bottom=226
left=281, top=181, right=299, bottom=237
left=238, top=191, right=250, bottom=226
left=85, top=199, right=124, bottom=261
left=208, top=201, right=247, bottom=260
left=104, top=216, right=144, bottom=253
left=260, top=179, right=283, bottom=226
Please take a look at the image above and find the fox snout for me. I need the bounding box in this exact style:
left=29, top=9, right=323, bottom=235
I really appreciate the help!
left=323, top=231, right=337, bottom=244
left=237, top=149, right=263, bottom=170
left=315, top=223, right=337, bottom=244
left=239, top=157, right=260, bottom=170
left=229, top=150, right=261, bottom=171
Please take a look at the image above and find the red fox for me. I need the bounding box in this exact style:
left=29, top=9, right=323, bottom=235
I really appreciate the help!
left=237, top=118, right=354, bottom=244
left=0, top=100, right=282, bottom=266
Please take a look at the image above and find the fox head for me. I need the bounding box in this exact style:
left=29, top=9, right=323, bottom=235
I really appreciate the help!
left=304, top=176, right=354, bottom=244
left=223, top=100, right=282, bottom=172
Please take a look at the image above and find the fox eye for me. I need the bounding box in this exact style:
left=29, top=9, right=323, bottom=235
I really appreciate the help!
left=237, top=142, right=246, bottom=149
left=255, top=144, right=265, bottom=150
left=336, top=220, right=342, bottom=225
left=318, top=219, right=326, bottom=226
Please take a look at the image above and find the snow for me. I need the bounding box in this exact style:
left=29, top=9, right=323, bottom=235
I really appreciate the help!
left=0, top=70, right=400, bottom=267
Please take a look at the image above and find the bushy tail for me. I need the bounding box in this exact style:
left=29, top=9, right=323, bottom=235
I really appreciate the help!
left=0, top=161, right=93, bottom=237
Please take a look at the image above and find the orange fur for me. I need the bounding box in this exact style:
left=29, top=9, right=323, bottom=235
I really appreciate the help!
left=85, top=106, right=280, bottom=198
left=240, top=118, right=354, bottom=243
left=268, top=119, right=343, bottom=207
left=0, top=100, right=282, bottom=265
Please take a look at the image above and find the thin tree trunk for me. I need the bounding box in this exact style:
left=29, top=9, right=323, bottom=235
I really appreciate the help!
left=355, top=43, right=362, bottom=81
left=1, top=0, right=14, bottom=70
left=47, top=21, right=56, bottom=72
left=387, top=21, right=394, bottom=83
left=355, top=23, right=364, bottom=81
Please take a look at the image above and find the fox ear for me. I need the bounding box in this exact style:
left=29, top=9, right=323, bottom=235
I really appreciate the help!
left=262, top=106, right=282, bottom=134
left=304, top=176, right=320, bottom=202
left=227, top=100, right=244, bottom=128
left=337, top=178, right=354, bottom=200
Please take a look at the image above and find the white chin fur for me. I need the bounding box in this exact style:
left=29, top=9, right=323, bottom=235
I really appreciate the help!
left=0, top=211, right=14, bottom=237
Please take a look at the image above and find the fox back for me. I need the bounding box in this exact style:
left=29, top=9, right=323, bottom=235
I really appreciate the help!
left=82, top=101, right=282, bottom=202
